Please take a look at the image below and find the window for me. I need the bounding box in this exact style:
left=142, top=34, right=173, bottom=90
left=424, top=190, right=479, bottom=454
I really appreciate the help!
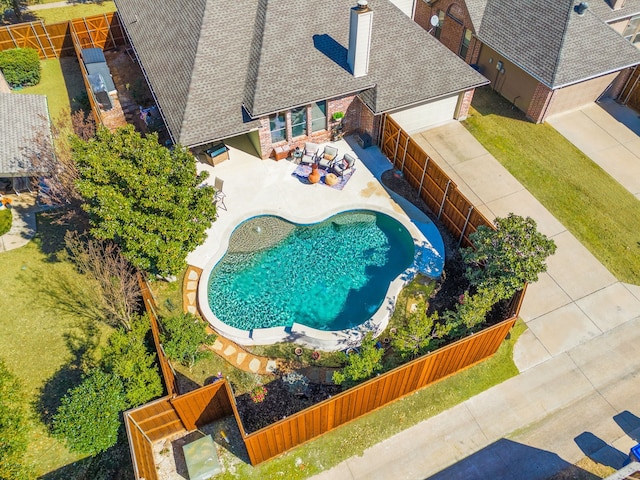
left=623, top=15, right=640, bottom=44
left=291, top=107, right=307, bottom=137
left=311, top=101, right=327, bottom=132
left=434, top=10, right=445, bottom=39
left=459, top=28, right=472, bottom=59
left=269, top=112, right=286, bottom=143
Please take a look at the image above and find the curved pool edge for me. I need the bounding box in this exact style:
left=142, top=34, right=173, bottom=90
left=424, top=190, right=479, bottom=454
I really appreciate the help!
left=197, top=204, right=444, bottom=351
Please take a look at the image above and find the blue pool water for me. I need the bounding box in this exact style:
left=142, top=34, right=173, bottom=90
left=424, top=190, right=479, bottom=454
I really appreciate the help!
left=207, top=211, right=416, bottom=331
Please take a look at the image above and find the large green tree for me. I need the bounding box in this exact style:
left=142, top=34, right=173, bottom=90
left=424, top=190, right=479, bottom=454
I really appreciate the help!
left=52, top=370, right=127, bottom=456
left=462, top=213, right=556, bottom=300
left=72, top=126, right=217, bottom=276
left=0, top=360, right=32, bottom=480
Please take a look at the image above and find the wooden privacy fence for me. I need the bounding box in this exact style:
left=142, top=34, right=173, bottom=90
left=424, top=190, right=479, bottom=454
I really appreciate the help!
left=0, top=12, right=125, bottom=58
left=380, top=115, right=494, bottom=247
left=138, top=273, right=178, bottom=397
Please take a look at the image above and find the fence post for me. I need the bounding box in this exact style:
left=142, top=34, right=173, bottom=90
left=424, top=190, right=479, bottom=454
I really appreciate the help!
left=417, top=154, right=429, bottom=193
left=42, top=21, right=58, bottom=58
left=457, top=205, right=474, bottom=247
left=438, top=180, right=451, bottom=219
left=400, top=135, right=410, bottom=171
left=7, top=27, right=19, bottom=49
left=30, top=23, right=47, bottom=59
left=105, top=13, right=117, bottom=48
left=82, top=17, right=96, bottom=48
left=393, top=128, right=401, bottom=166
left=379, top=113, right=387, bottom=149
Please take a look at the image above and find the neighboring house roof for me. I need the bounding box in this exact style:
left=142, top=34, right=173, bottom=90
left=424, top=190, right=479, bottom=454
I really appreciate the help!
left=465, top=0, right=489, bottom=31
left=115, top=0, right=487, bottom=147
left=474, top=0, right=640, bottom=89
left=0, top=93, right=50, bottom=178
left=589, top=0, right=640, bottom=23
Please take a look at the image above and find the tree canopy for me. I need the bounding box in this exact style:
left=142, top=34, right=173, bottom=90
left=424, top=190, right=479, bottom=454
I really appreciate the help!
left=72, top=126, right=217, bottom=276
left=52, top=369, right=127, bottom=456
left=332, top=333, right=384, bottom=387
left=160, top=313, right=216, bottom=370
left=462, top=213, right=556, bottom=299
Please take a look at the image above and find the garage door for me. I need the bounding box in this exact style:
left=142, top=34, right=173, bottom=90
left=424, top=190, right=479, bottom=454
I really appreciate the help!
left=388, top=0, right=413, bottom=17
left=390, top=95, right=459, bottom=134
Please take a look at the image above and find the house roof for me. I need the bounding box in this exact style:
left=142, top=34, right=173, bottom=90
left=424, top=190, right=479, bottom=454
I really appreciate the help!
left=115, top=0, right=487, bottom=147
left=0, top=93, right=50, bottom=178
left=475, top=0, right=640, bottom=89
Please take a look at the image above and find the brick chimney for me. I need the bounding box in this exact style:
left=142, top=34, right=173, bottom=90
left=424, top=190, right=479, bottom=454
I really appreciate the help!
left=610, top=0, right=625, bottom=10
left=347, top=0, right=373, bottom=78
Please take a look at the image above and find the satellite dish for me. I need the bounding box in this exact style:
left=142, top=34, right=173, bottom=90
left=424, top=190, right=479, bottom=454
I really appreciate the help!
left=430, top=15, right=439, bottom=27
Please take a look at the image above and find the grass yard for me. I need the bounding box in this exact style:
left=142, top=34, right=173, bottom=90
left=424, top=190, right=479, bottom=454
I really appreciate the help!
left=209, top=320, right=526, bottom=479
left=17, top=56, right=87, bottom=123
left=0, top=213, right=113, bottom=477
left=464, top=88, right=640, bottom=284
left=33, top=2, right=116, bottom=24
left=0, top=208, right=11, bottom=235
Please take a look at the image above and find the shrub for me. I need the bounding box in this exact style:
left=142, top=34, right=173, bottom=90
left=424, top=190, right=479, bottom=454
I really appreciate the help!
left=52, top=369, right=127, bottom=455
left=160, top=313, right=217, bottom=370
left=333, top=333, right=384, bottom=388
left=0, top=48, right=41, bottom=88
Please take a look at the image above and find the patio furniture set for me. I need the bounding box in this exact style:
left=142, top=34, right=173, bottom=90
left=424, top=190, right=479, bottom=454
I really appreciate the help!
left=298, top=142, right=356, bottom=177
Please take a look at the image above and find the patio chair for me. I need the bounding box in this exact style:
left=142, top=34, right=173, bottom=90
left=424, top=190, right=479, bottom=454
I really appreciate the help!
left=317, top=145, right=339, bottom=169
left=331, top=152, right=356, bottom=177
left=214, top=177, right=226, bottom=210
left=300, top=142, right=319, bottom=166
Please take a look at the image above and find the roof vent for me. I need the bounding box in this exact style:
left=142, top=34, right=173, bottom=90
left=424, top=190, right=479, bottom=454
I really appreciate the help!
left=574, top=2, right=588, bottom=15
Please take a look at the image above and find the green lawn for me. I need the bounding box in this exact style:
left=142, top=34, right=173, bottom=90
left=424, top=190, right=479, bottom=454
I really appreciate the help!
left=213, top=320, right=526, bottom=479
left=0, top=213, right=113, bottom=477
left=17, top=57, right=87, bottom=123
left=0, top=208, right=11, bottom=235
left=34, top=2, right=116, bottom=24
left=464, top=88, right=640, bottom=284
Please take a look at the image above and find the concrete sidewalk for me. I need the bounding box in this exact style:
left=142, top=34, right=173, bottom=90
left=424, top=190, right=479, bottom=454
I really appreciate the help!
left=311, top=121, right=640, bottom=480
left=0, top=193, right=38, bottom=252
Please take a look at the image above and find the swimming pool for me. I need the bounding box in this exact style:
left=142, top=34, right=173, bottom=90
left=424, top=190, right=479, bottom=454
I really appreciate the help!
left=207, top=211, right=415, bottom=331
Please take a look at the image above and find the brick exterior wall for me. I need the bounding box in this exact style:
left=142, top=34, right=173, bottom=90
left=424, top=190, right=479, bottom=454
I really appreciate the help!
left=414, top=0, right=476, bottom=63
left=526, top=82, right=554, bottom=123
left=455, top=89, right=474, bottom=120
left=256, top=93, right=365, bottom=160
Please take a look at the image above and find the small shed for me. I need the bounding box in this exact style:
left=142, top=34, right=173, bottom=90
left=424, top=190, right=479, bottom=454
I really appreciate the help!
left=0, top=93, right=52, bottom=193
left=81, top=48, right=116, bottom=94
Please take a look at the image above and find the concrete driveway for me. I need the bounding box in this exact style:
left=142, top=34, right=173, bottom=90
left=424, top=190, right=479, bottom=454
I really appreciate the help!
left=547, top=99, right=640, bottom=200
left=311, top=121, right=640, bottom=480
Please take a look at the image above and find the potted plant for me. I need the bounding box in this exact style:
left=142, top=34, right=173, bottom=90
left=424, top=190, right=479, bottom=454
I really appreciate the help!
left=331, top=112, right=344, bottom=141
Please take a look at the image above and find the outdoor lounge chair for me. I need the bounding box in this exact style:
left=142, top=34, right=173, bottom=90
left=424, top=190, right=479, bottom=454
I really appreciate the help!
left=214, top=177, right=226, bottom=210
left=300, top=142, right=319, bottom=166
left=317, top=145, right=339, bottom=169
left=331, top=152, right=356, bottom=176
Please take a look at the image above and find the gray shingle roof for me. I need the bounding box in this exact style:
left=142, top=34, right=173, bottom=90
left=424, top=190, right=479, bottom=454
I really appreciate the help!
left=476, top=0, right=640, bottom=89
left=465, top=0, right=489, bottom=31
left=115, top=0, right=487, bottom=147
left=0, top=93, right=50, bottom=178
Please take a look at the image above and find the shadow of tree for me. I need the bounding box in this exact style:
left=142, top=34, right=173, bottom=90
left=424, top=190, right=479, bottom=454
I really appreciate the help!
left=470, top=86, right=534, bottom=123
left=33, top=319, right=101, bottom=430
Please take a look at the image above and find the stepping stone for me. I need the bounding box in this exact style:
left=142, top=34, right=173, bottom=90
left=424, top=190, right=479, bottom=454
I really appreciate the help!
left=223, top=345, right=236, bottom=356
left=188, top=270, right=199, bottom=280
left=236, top=352, right=247, bottom=365
left=186, top=281, right=197, bottom=290
left=187, top=306, right=197, bottom=314
left=186, top=292, right=196, bottom=304
left=212, top=339, right=223, bottom=351
left=266, top=360, right=277, bottom=373
left=248, top=359, right=261, bottom=373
